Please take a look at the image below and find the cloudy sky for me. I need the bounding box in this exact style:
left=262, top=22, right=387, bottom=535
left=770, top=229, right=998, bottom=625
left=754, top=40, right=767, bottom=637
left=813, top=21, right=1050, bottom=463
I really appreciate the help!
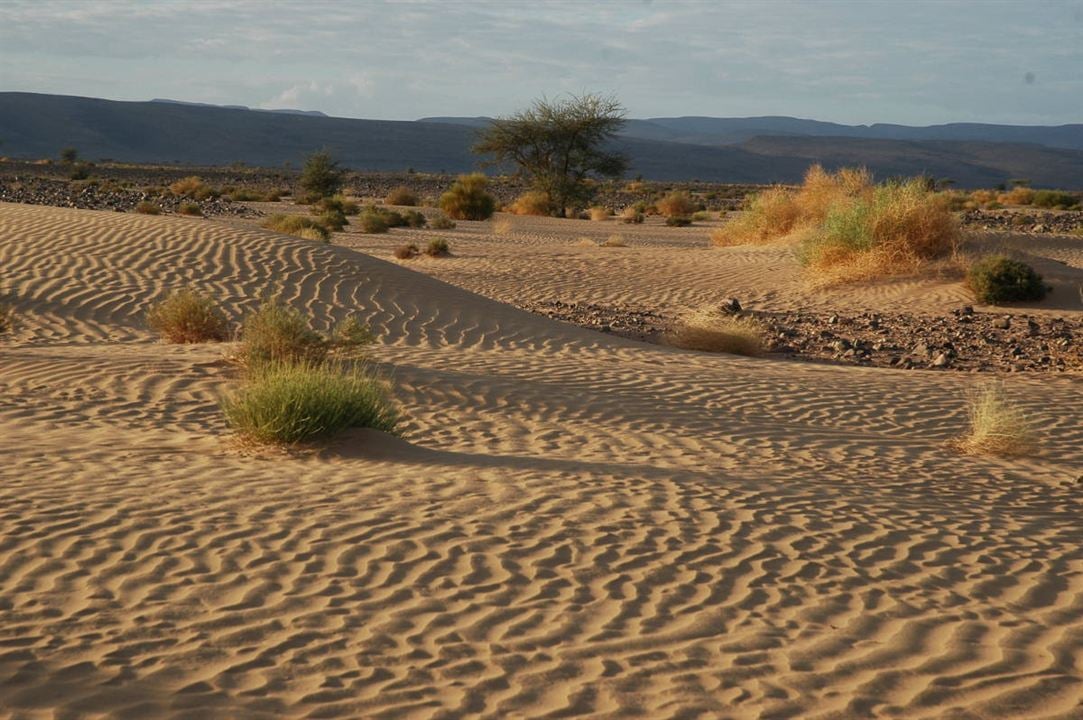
left=2, top=0, right=1081, bottom=125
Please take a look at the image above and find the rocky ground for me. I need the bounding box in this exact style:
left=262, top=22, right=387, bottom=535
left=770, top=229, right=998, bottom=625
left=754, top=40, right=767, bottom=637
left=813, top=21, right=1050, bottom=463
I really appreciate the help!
left=961, top=208, right=1083, bottom=234
left=525, top=299, right=1081, bottom=373
left=0, top=176, right=260, bottom=217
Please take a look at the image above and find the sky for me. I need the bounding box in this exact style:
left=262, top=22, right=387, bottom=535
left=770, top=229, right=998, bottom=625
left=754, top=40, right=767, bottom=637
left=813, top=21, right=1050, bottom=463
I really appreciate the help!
left=1, top=0, right=1081, bottom=126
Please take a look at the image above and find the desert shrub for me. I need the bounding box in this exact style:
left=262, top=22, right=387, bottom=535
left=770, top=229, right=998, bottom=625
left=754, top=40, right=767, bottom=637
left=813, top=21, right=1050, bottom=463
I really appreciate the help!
left=146, top=288, right=229, bottom=343
left=589, top=206, right=611, bottom=221
left=1032, top=190, right=1078, bottom=209
left=665, top=216, right=692, bottom=227
left=430, top=213, right=456, bottom=229
left=668, top=309, right=765, bottom=356
left=657, top=191, right=696, bottom=218
left=359, top=210, right=390, bottom=234
left=620, top=206, right=644, bottom=224
left=713, top=187, right=801, bottom=245
left=317, top=195, right=360, bottom=215
left=299, top=151, right=344, bottom=199
left=134, top=201, right=160, bottom=215
left=401, top=210, right=427, bottom=228
left=177, top=202, right=203, bottom=217
left=395, top=243, right=420, bottom=259
left=68, top=163, right=91, bottom=180
left=221, top=360, right=398, bottom=445
left=796, top=178, right=959, bottom=283
left=385, top=186, right=418, bottom=206
left=239, top=299, right=329, bottom=365
left=997, top=187, right=1035, bottom=206
left=795, top=165, right=871, bottom=222
left=954, top=383, right=1036, bottom=456
left=967, top=189, right=998, bottom=208
left=936, top=191, right=969, bottom=212
left=331, top=315, right=376, bottom=350
left=262, top=214, right=331, bottom=241
left=170, top=176, right=211, bottom=199
left=316, top=210, right=348, bottom=232
left=602, top=234, right=627, bottom=247
left=509, top=190, right=552, bottom=216
left=966, top=255, right=1047, bottom=304
left=440, top=173, right=496, bottom=220
left=424, top=238, right=450, bottom=257
left=692, top=211, right=712, bottom=222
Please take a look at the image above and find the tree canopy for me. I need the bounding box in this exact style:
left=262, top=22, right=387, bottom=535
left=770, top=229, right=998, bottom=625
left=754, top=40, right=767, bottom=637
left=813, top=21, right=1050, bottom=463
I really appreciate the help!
left=299, top=150, right=344, bottom=199
left=473, top=93, right=627, bottom=216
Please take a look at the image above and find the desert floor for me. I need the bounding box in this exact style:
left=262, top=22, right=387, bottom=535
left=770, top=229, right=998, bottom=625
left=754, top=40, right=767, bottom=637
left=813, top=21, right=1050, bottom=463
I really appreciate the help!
left=1, top=201, right=1081, bottom=719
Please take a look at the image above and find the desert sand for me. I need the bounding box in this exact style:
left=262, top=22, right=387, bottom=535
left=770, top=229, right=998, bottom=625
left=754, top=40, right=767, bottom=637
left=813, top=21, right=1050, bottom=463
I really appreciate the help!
left=1, top=201, right=1081, bottom=719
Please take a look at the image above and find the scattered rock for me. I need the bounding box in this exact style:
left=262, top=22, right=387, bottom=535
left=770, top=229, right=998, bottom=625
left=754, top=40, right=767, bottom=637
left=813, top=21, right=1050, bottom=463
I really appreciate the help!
left=992, top=317, right=1011, bottom=330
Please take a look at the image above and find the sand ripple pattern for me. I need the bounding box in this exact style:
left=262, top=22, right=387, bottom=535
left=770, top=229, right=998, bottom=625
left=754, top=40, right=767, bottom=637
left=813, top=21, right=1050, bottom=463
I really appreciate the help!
left=2, top=203, right=1081, bottom=719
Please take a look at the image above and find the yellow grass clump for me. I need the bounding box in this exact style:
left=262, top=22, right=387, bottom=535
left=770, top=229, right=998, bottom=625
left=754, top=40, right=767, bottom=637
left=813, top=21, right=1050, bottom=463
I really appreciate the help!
left=509, top=191, right=552, bottom=216
left=169, top=176, right=211, bottom=199
left=997, top=186, right=1035, bottom=206
left=712, top=187, right=801, bottom=246
left=668, top=308, right=765, bottom=356
left=440, top=173, right=496, bottom=220
left=602, top=234, right=627, bottom=247
left=261, top=214, right=331, bottom=242
left=656, top=191, right=696, bottom=218
left=589, top=206, right=612, bottom=221
left=146, top=288, right=230, bottom=343
left=385, top=186, right=418, bottom=206
left=954, top=383, right=1037, bottom=456
left=134, top=201, right=160, bottom=215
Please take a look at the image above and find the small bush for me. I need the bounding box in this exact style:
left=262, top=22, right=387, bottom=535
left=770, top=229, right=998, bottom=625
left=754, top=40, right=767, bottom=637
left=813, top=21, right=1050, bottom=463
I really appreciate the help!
left=221, top=361, right=399, bottom=445
left=170, top=176, right=211, bottom=199
left=966, top=255, right=1047, bottom=304
left=385, top=186, right=418, bottom=206
left=657, top=191, right=696, bottom=218
left=359, top=211, right=390, bottom=234
left=68, top=163, right=90, bottom=180
left=317, top=195, right=360, bottom=215
left=146, top=288, right=229, bottom=343
left=395, top=243, right=420, bottom=259
left=589, top=206, right=611, bottom=221
left=997, top=187, right=1035, bottom=206
left=134, top=201, right=160, bottom=215
left=692, top=211, right=712, bottom=222
left=602, top=234, right=627, bottom=247
left=316, top=210, right=348, bottom=232
left=509, top=190, right=552, bottom=216
left=430, top=214, right=456, bottom=230
left=1032, top=190, right=1078, bottom=209
left=177, top=202, right=203, bottom=217
left=239, top=299, right=329, bottom=366
left=262, top=214, right=331, bottom=241
left=331, top=315, right=376, bottom=351
left=401, top=210, right=427, bottom=228
left=668, top=309, right=765, bottom=356
left=665, top=216, right=692, bottom=227
left=424, top=238, right=450, bottom=257
left=620, top=206, right=644, bottom=224
left=299, top=151, right=344, bottom=199
left=955, top=383, right=1036, bottom=456
left=440, top=173, right=496, bottom=220
left=713, top=187, right=801, bottom=245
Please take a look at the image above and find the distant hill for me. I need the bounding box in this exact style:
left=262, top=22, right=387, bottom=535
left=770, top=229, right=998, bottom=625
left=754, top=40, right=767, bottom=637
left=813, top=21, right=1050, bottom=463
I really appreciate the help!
left=150, top=98, right=329, bottom=117
left=2, top=92, right=1082, bottom=187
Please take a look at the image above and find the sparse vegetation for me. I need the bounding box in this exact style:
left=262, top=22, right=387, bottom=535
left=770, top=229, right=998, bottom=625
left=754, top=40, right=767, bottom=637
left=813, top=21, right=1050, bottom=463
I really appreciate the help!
left=146, top=288, right=229, bottom=343
left=668, top=309, right=765, bottom=356
left=359, top=209, right=390, bottom=234
left=657, top=191, right=696, bottom=218
left=299, top=150, right=344, bottom=200
left=589, top=206, right=611, bottom=221
left=385, top=186, right=418, bottom=206
left=262, top=214, right=331, bottom=241
left=692, top=211, right=712, bottom=222
left=602, top=234, right=627, bottom=247
left=169, top=176, right=213, bottom=199
left=665, top=216, right=692, bottom=227
left=134, top=201, right=160, bottom=215
left=430, top=213, right=456, bottom=230
left=1032, top=190, right=1078, bottom=210
left=316, top=210, right=348, bottom=232
left=966, top=255, right=1047, bottom=304
left=440, top=173, right=496, bottom=220
left=221, top=360, right=399, bottom=445
left=316, top=195, right=360, bottom=216
left=713, top=187, right=802, bottom=245
left=509, top=191, right=552, bottom=216
left=238, top=299, right=371, bottom=366
left=177, top=202, right=203, bottom=217
left=954, top=383, right=1036, bottom=456
left=424, top=238, right=450, bottom=257
left=620, top=206, right=645, bottom=224
left=395, top=243, right=420, bottom=259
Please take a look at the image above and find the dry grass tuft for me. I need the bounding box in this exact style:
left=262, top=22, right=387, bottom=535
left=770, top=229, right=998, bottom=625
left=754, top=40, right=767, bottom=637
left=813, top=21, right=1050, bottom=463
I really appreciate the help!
left=262, top=214, right=331, bottom=241
left=177, top=202, right=203, bottom=217
left=394, top=243, right=420, bottom=259
left=656, top=191, right=697, bottom=218
left=509, top=191, right=552, bottom=216
left=134, top=201, right=160, bottom=215
left=620, top=206, right=645, bottom=224
left=668, top=308, right=765, bottom=356
left=954, top=383, right=1037, bottom=456
left=440, top=173, right=496, bottom=220
left=603, top=234, right=627, bottom=247
left=169, top=176, right=212, bottom=199
left=589, top=206, right=612, bottom=221
left=712, top=187, right=802, bottom=246
left=146, top=288, right=229, bottom=343
left=385, top=186, right=418, bottom=206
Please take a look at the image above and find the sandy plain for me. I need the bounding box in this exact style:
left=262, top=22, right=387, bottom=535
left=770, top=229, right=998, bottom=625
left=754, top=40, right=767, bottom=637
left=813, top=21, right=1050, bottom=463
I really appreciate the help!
left=1, top=201, right=1081, bottom=719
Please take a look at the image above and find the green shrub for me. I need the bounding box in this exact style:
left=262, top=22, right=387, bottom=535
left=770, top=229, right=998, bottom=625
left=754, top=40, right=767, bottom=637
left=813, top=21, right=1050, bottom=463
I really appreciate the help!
left=177, top=202, right=203, bottom=217
left=261, top=214, right=331, bottom=241
left=425, top=238, right=450, bottom=257
left=316, top=195, right=360, bottom=215
left=385, top=186, right=418, bottom=206
left=134, top=201, right=160, bottom=215
left=316, top=210, right=348, bottom=232
left=331, top=315, right=376, bottom=350
left=430, top=213, right=456, bottom=229
left=402, top=210, right=427, bottom=228
left=439, top=173, right=496, bottom=220
left=240, top=299, right=329, bottom=365
left=966, top=255, right=1047, bottom=304
left=359, top=211, right=390, bottom=234
left=221, top=360, right=399, bottom=445
left=146, top=288, right=229, bottom=343
left=692, top=211, right=712, bottom=222
left=299, top=151, right=344, bottom=199
left=665, top=216, right=692, bottom=227
left=620, top=206, right=644, bottom=224
left=1032, top=190, right=1078, bottom=209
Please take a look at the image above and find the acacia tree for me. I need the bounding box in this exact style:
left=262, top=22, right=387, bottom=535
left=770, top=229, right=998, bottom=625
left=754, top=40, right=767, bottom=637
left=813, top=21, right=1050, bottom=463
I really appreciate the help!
left=474, top=93, right=628, bottom=217
left=299, top=150, right=344, bottom=199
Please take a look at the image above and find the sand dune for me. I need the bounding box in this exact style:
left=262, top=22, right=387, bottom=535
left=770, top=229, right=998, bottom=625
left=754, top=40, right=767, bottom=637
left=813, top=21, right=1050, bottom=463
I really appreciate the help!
left=1, top=203, right=1081, bottom=719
